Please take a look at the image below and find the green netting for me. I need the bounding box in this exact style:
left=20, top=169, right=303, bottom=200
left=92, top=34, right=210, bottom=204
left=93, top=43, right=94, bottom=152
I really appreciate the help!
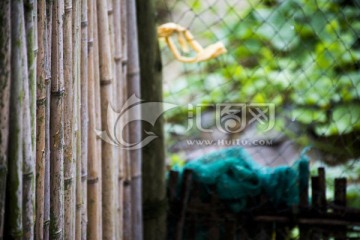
left=177, top=146, right=310, bottom=212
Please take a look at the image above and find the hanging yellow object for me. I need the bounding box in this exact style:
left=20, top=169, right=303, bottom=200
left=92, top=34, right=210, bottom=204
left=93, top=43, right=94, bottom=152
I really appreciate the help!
left=157, top=22, right=227, bottom=63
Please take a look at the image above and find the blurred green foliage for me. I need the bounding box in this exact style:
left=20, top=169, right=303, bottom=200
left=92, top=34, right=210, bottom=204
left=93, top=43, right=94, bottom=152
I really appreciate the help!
left=164, top=0, right=360, bottom=137
left=221, top=0, right=360, bottom=136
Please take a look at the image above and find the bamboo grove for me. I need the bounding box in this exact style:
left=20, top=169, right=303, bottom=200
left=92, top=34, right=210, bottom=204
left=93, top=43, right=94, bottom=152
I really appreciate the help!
left=0, top=0, right=164, bottom=239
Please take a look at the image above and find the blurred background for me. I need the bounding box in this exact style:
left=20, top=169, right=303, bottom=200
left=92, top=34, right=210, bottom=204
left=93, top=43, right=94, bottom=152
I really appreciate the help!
left=155, top=0, right=360, bottom=208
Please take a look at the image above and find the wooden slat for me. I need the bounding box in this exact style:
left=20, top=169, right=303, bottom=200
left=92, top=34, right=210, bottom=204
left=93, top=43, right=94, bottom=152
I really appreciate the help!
left=175, top=169, right=193, bottom=240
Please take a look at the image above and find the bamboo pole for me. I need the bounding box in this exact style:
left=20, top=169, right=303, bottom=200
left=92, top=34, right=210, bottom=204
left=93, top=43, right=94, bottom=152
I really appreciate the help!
left=136, top=0, right=167, bottom=238
left=126, top=1, right=143, bottom=239
left=75, top=95, right=82, bottom=240
left=107, top=1, right=121, bottom=239
left=63, top=0, right=76, bottom=239
left=96, top=0, right=116, bottom=238
left=93, top=0, right=102, bottom=177
left=80, top=0, right=88, bottom=238
left=72, top=0, right=82, bottom=238
left=50, top=0, right=65, bottom=239
left=120, top=1, right=132, bottom=239
left=6, top=0, right=27, bottom=238
left=112, top=0, right=124, bottom=238
left=0, top=0, right=10, bottom=238
left=23, top=1, right=35, bottom=238
left=25, top=0, right=38, bottom=165
left=43, top=1, right=53, bottom=238
left=87, top=0, right=102, bottom=238
left=35, top=0, right=47, bottom=239
left=32, top=0, right=38, bottom=155
left=92, top=1, right=103, bottom=237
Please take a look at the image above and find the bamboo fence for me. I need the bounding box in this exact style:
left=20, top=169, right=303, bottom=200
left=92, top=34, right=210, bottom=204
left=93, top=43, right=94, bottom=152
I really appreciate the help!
left=0, top=0, right=150, bottom=239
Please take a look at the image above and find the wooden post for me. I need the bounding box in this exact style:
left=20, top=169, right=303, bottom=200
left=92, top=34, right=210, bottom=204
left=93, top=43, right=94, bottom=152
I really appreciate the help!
left=318, top=168, right=327, bottom=211
left=311, top=176, right=320, bottom=209
left=136, top=0, right=167, bottom=239
left=175, top=169, right=193, bottom=240
left=318, top=168, right=329, bottom=239
left=334, top=178, right=347, bottom=240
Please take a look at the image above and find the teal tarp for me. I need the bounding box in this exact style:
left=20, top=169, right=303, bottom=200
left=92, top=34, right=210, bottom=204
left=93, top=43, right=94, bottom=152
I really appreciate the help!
left=179, top=146, right=310, bottom=212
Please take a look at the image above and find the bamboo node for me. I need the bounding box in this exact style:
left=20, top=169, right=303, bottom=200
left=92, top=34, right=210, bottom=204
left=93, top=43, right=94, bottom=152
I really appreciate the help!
left=114, top=55, right=122, bottom=62
left=87, top=177, right=99, bottom=184
left=107, top=9, right=113, bottom=15
left=100, top=78, right=113, bottom=86
left=50, top=229, right=63, bottom=238
left=65, top=6, right=72, bottom=13
left=127, top=69, right=140, bottom=77
left=81, top=21, right=88, bottom=28
left=36, top=97, right=47, bottom=106
left=45, top=76, right=52, bottom=85
left=81, top=174, right=88, bottom=182
left=51, top=88, right=65, bottom=96
left=64, top=176, right=74, bottom=185
left=23, top=171, right=35, bottom=180
left=87, top=39, right=94, bottom=47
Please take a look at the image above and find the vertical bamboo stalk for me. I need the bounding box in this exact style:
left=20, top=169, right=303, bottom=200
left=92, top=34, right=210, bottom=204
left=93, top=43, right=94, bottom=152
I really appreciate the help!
left=23, top=1, right=36, bottom=239
left=50, top=0, right=65, bottom=239
left=120, top=1, right=132, bottom=239
left=107, top=1, right=120, bottom=239
left=6, top=0, right=27, bottom=238
left=0, top=0, right=11, bottom=238
left=96, top=0, right=116, bottom=238
left=93, top=0, right=102, bottom=174
left=92, top=1, right=103, bottom=237
left=80, top=0, right=88, bottom=239
left=63, top=0, right=76, bottom=239
left=43, top=1, right=53, bottom=239
left=25, top=0, right=37, bottom=164
left=72, top=0, right=82, bottom=238
left=35, top=0, right=47, bottom=239
left=32, top=0, right=38, bottom=155
left=87, top=0, right=102, bottom=238
left=112, top=0, right=124, bottom=238
left=75, top=79, right=82, bottom=240
left=126, top=1, right=143, bottom=239
left=76, top=85, right=82, bottom=240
